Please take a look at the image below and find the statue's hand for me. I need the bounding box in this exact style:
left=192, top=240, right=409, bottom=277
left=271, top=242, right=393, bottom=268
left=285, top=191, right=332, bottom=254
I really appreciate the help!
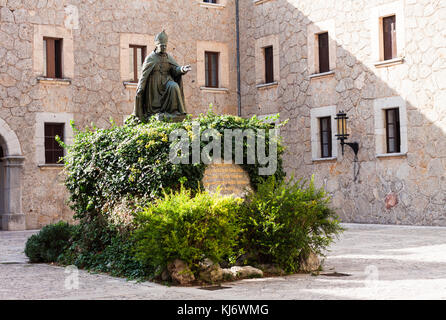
left=181, top=65, right=192, bottom=73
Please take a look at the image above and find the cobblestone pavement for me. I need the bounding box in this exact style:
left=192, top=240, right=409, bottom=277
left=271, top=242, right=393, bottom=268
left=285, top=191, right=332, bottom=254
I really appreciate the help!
left=1, top=223, right=446, bottom=300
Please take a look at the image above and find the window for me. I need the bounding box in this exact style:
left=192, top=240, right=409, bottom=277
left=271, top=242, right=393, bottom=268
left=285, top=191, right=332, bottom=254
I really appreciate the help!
left=205, top=51, right=219, bottom=88
left=307, top=20, right=336, bottom=77
left=373, top=96, right=407, bottom=157
left=44, top=123, right=64, bottom=164
left=264, top=46, right=274, bottom=84
left=129, top=45, right=146, bottom=83
left=318, top=32, right=330, bottom=73
left=382, top=15, right=396, bottom=61
left=320, top=117, right=332, bottom=158
left=310, top=106, right=337, bottom=161
left=44, top=38, right=63, bottom=78
left=385, top=108, right=400, bottom=153
left=204, top=0, right=217, bottom=3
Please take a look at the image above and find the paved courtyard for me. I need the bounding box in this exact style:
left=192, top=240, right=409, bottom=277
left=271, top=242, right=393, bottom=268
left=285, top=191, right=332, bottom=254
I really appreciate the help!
left=1, top=223, right=446, bottom=300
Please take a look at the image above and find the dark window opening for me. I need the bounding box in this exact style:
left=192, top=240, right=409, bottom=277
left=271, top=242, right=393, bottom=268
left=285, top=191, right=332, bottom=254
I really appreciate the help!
left=318, top=32, right=330, bottom=73
left=264, top=46, right=274, bottom=84
left=385, top=108, right=401, bottom=153
left=320, top=117, right=332, bottom=158
left=204, top=0, right=217, bottom=3
left=130, top=45, right=147, bottom=82
left=44, top=38, right=63, bottom=79
left=44, top=123, right=64, bottom=164
left=383, top=15, right=397, bottom=61
left=205, top=51, right=219, bottom=88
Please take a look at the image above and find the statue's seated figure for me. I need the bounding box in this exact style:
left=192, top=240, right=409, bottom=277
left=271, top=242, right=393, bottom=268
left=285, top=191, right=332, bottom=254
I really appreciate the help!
left=133, top=31, right=191, bottom=121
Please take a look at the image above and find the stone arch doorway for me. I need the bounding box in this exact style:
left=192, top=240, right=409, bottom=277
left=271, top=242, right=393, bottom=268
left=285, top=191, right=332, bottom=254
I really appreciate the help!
left=0, top=118, right=25, bottom=231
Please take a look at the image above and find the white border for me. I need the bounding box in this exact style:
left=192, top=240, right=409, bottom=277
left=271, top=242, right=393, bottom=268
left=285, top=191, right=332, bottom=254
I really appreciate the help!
left=310, top=106, right=338, bottom=161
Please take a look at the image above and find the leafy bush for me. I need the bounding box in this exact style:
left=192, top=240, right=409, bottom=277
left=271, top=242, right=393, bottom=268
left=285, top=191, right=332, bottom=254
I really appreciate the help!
left=239, top=176, right=343, bottom=273
left=25, top=222, right=75, bottom=263
left=59, top=227, right=149, bottom=279
left=132, top=188, right=243, bottom=276
left=59, top=111, right=286, bottom=274
left=62, top=111, right=285, bottom=220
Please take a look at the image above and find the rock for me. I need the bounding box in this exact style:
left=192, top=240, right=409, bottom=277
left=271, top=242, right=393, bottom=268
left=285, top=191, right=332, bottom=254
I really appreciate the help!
left=167, top=259, right=195, bottom=285
left=198, top=259, right=225, bottom=283
left=299, top=251, right=321, bottom=272
left=161, top=269, right=171, bottom=282
left=229, top=266, right=263, bottom=279
left=199, top=264, right=224, bottom=283
left=258, top=264, right=285, bottom=275
left=221, top=268, right=236, bottom=281
left=199, top=258, right=214, bottom=270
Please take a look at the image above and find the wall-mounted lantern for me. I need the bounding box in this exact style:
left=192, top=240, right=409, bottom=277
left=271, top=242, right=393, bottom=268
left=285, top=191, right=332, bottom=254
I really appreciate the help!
left=335, top=111, right=359, bottom=156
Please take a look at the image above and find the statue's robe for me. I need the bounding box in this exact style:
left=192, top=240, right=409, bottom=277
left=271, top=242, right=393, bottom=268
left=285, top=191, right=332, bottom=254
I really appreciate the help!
left=133, top=51, right=187, bottom=120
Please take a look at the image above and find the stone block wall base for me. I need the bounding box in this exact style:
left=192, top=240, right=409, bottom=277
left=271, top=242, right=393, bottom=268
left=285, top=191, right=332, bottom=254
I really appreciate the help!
left=202, top=163, right=252, bottom=198
left=1, top=214, right=26, bottom=231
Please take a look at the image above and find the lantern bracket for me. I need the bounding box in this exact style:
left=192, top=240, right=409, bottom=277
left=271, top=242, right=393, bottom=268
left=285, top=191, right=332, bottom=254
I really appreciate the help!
left=341, top=141, right=359, bottom=156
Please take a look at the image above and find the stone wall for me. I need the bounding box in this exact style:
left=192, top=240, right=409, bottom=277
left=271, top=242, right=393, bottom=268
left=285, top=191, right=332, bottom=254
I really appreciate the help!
left=1, top=0, right=444, bottom=229
left=240, top=0, right=446, bottom=225
left=0, top=0, right=237, bottom=229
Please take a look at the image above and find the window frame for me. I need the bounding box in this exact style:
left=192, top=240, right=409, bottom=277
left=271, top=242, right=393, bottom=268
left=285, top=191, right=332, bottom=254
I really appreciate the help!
left=264, top=45, right=274, bottom=84
left=319, top=116, right=333, bottom=158
left=385, top=108, right=401, bottom=154
left=205, top=51, right=220, bottom=88
left=317, top=32, right=330, bottom=74
left=44, top=122, right=65, bottom=164
left=43, top=37, right=63, bottom=79
left=129, top=45, right=147, bottom=83
left=382, top=15, right=397, bottom=61
left=310, top=106, right=337, bottom=161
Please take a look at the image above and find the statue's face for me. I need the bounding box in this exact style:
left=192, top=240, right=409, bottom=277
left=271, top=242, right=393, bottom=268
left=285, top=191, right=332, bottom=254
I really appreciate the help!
left=156, top=43, right=167, bottom=54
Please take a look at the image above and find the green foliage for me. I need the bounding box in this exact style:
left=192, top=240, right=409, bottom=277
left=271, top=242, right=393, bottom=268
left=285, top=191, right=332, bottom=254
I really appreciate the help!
left=62, top=111, right=285, bottom=221
left=24, top=222, right=75, bottom=263
left=59, top=226, right=149, bottom=279
left=59, top=111, right=286, bottom=277
left=132, top=188, right=243, bottom=276
left=239, top=176, right=343, bottom=273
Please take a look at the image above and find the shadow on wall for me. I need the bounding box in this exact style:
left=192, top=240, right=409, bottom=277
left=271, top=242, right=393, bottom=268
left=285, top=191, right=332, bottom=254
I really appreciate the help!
left=240, top=0, right=445, bottom=226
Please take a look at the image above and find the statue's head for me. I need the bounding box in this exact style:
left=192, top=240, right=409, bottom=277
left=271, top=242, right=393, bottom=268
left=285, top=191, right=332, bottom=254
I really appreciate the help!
left=155, top=30, right=168, bottom=54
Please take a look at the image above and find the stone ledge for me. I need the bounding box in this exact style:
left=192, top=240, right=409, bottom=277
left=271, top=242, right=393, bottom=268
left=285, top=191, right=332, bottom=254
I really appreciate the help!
left=376, top=152, right=407, bottom=159
left=37, top=164, right=64, bottom=169
left=123, top=81, right=138, bottom=89
left=199, top=2, right=225, bottom=9
left=37, top=77, right=72, bottom=85
left=253, top=0, right=274, bottom=5
left=312, top=157, right=337, bottom=163
left=373, top=57, right=404, bottom=68
left=309, top=70, right=335, bottom=80
left=256, top=81, right=278, bottom=90
left=200, top=87, right=229, bottom=93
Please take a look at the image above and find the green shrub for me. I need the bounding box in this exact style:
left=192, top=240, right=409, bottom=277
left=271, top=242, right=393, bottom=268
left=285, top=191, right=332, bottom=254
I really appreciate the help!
left=59, top=111, right=286, bottom=274
left=25, top=222, right=74, bottom=263
left=62, top=111, right=285, bottom=220
left=239, top=176, right=343, bottom=273
left=132, top=188, right=243, bottom=276
left=59, top=227, right=149, bottom=279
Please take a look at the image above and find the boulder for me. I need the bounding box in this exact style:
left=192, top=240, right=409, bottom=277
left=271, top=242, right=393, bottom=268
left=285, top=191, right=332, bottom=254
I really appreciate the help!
left=229, top=266, right=263, bottom=279
left=167, top=259, right=195, bottom=285
left=221, top=268, right=236, bottom=281
left=299, top=251, right=320, bottom=272
left=198, top=259, right=223, bottom=283
left=199, top=264, right=225, bottom=283
left=161, top=269, right=171, bottom=282
left=258, top=264, right=285, bottom=276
